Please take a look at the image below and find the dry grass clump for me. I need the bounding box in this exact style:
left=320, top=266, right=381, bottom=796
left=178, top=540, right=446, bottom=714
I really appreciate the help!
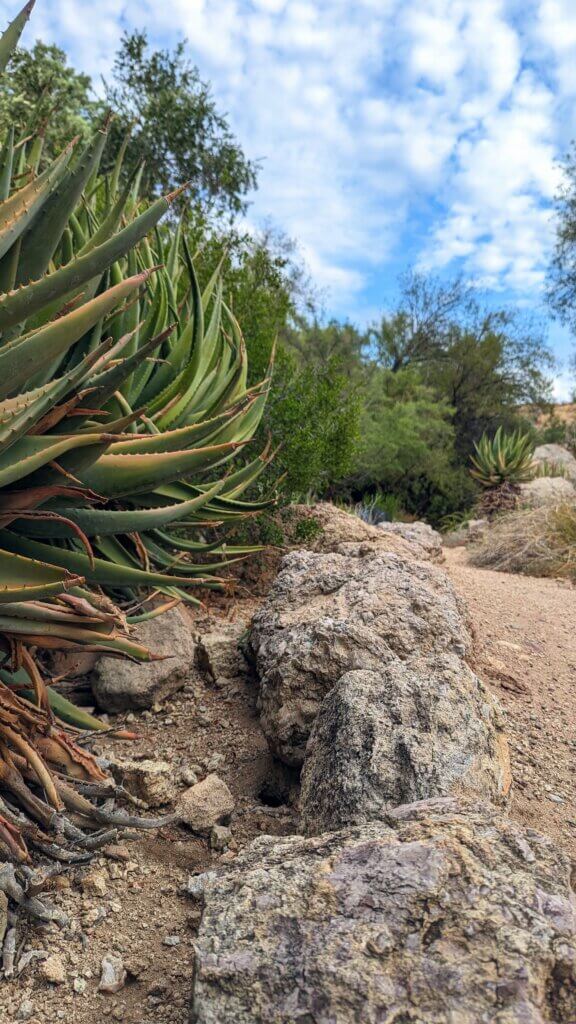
left=469, top=502, right=576, bottom=580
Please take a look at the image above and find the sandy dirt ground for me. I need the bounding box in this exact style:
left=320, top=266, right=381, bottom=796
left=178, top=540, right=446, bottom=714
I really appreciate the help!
left=444, top=546, right=576, bottom=858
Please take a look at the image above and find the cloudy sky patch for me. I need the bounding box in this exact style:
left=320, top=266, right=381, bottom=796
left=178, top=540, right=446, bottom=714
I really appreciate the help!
left=4, top=0, right=576, bottom=391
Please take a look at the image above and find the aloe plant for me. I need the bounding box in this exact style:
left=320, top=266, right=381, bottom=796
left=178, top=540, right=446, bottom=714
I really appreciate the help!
left=0, top=2, right=275, bottom=874
left=470, top=428, right=535, bottom=487
left=470, top=427, right=535, bottom=517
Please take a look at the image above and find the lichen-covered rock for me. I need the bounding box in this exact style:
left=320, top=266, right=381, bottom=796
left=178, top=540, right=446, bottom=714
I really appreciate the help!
left=300, top=657, right=511, bottom=834
left=249, top=549, right=470, bottom=765
left=111, top=758, right=177, bottom=807
left=177, top=774, right=235, bottom=833
left=195, top=623, right=249, bottom=685
left=91, top=605, right=196, bottom=711
left=377, top=520, right=443, bottom=561
left=293, top=501, right=425, bottom=561
left=533, top=443, right=576, bottom=482
left=190, top=798, right=576, bottom=1024
left=519, top=475, right=575, bottom=508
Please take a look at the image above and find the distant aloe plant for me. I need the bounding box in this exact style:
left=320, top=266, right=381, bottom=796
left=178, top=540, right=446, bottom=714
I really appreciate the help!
left=470, top=427, right=534, bottom=516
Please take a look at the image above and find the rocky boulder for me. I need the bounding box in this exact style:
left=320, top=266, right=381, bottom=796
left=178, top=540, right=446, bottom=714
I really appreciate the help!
left=91, top=605, right=196, bottom=712
left=291, top=502, right=431, bottom=560
left=249, top=548, right=470, bottom=765
left=377, top=519, right=443, bottom=561
left=189, top=798, right=576, bottom=1024
left=299, top=657, right=511, bottom=834
left=519, top=475, right=575, bottom=508
left=533, top=443, right=576, bottom=482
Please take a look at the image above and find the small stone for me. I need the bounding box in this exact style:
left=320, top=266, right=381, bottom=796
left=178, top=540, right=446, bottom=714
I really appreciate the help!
left=91, top=605, right=197, bottom=711
left=112, top=759, right=177, bottom=807
left=81, top=869, right=108, bottom=897
left=73, top=977, right=87, bottom=995
left=205, top=752, right=226, bottom=772
left=210, top=825, right=232, bottom=851
left=98, top=954, right=127, bottom=994
left=177, top=773, right=235, bottom=833
left=103, top=844, right=130, bottom=862
left=180, top=768, right=198, bottom=787
left=40, top=954, right=66, bottom=985
left=163, top=935, right=181, bottom=946
left=16, top=999, right=35, bottom=1020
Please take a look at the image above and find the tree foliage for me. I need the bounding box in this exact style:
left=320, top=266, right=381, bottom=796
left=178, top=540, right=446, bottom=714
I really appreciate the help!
left=0, top=39, right=93, bottom=153
left=100, top=31, right=257, bottom=215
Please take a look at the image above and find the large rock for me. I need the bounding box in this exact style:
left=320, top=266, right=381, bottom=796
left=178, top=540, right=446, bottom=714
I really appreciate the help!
left=291, top=502, right=432, bottom=561
left=377, top=520, right=443, bottom=561
left=519, top=475, right=575, bottom=508
left=533, top=443, right=576, bottom=482
left=91, top=605, right=196, bottom=711
left=249, top=549, right=470, bottom=765
left=299, top=657, right=511, bottom=834
left=189, top=798, right=576, bottom=1024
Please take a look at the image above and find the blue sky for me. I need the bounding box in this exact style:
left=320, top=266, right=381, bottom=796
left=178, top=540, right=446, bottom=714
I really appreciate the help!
left=7, top=0, right=576, bottom=395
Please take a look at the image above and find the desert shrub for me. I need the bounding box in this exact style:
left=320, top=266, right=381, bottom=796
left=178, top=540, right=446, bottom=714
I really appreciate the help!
left=469, top=503, right=576, bottom=580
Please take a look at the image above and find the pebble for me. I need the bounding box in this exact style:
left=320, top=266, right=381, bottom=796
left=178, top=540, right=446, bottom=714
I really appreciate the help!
left=98, top=953, right=127, bottom=994
left=163, top=935, right=181, bottom=946
left=16, top=999, right=35, bottom=1021
left=40, top=954, right=67, bottom=985
left=82, top=869, right=109, bottom=897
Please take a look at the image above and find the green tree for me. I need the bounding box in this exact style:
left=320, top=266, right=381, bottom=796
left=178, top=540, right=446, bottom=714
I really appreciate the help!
left=373, top=271, right=553, bottom=452
left=548, top=145, right=576, bottom=334
left=427, top=324, right=553, bottom=457
left=0, top=40, right=93, bottom=152
left=345, top=366, right=474, bottom=522
left=101, top=31, right=257, bottom=215
left=266, top=347, right=361, bottom=497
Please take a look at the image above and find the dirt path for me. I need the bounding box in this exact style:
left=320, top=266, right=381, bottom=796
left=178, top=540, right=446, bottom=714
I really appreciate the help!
left=444, top=546, right=576, bottom=857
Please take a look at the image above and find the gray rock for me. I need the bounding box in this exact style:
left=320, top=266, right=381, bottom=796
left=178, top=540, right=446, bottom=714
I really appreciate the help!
left=519, top=475, right=575, bottom=508
left=533, top=443, right=576, bottom=482
left=111, top=758, right=177, bottom=807
left=190, top=798, right=576, bottom=1024
left=300, top=657, right=511, bottom=835
left=294, top=501, right=431, bottom=561
left=195, top=623, right=249, bottom=684
left=91, top=605, right=196, bottom=711
left=250, top=549, right=471, bottom=765
left=377, top=520, right=443, bottom=560
left=177, top=774, right=235, bottom=833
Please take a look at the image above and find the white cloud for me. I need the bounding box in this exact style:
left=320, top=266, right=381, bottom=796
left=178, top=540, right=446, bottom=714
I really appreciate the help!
left=2, top=0, right=575, bottom=323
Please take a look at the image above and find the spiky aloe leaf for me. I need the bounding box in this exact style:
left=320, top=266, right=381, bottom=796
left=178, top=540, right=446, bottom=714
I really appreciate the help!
left=0, top=1, right=34, bottom=74
left=0, top=194, right=176, bottom=331
left=0, top=270, right=153, bottom=397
